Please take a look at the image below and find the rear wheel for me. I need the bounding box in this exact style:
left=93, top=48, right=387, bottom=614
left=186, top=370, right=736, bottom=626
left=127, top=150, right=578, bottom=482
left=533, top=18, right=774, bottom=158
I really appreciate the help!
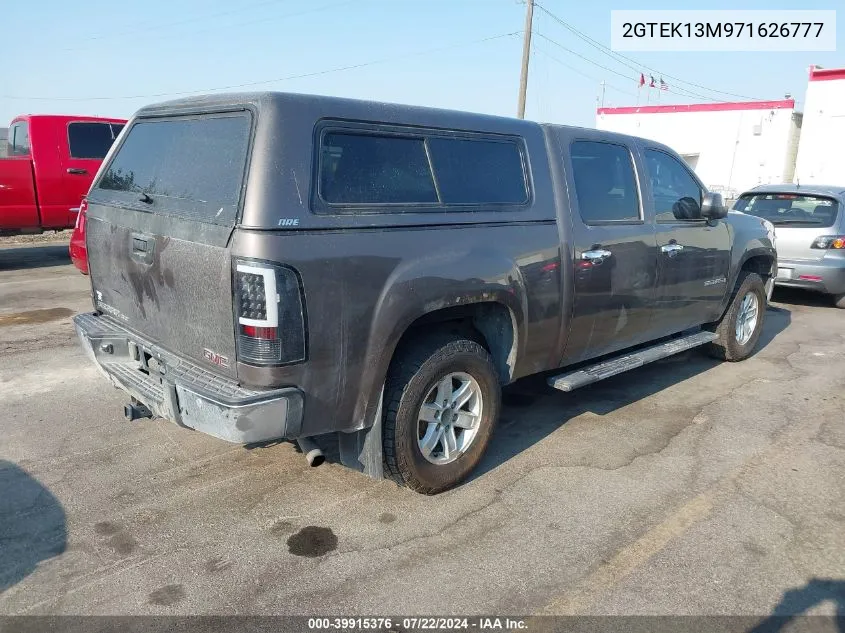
left=704, top=271, right=767, bottom=361
left=833, top=293, right=845, bottom=309
left=383, top=333, right=500, bottom=494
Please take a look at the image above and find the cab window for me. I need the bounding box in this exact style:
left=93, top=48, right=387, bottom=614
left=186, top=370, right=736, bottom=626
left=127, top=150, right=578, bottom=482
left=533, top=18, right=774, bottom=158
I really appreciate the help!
left=8, top=122, right=31, bottom=156
left=570, top=140, right=641, bottom=224
left=68, top=122, right=124, bottom=159
left=645, top=149, right=703, bottom=222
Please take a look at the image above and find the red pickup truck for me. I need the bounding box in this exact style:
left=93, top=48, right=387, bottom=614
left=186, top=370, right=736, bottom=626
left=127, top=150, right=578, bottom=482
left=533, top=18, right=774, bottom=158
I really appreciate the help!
left=1, top=114, right=126, bottom=236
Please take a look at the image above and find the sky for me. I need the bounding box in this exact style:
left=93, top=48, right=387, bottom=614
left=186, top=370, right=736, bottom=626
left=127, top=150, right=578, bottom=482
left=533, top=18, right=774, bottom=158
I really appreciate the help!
left=3, top=0, right=843, bottom=128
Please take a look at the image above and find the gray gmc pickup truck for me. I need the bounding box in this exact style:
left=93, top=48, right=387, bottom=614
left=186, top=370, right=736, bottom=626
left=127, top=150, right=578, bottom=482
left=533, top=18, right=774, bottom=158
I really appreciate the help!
left=74, top=92, right=777, bottom=493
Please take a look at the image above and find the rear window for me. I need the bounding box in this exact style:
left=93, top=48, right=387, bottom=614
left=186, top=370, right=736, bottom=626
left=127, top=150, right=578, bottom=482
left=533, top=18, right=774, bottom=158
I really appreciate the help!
left=95, top=114, right=251, bottom=225
left=68, top=122, right=124, bottom=159
left=318, top=130, right=528, bottom=208
left=734, top=193, right=840, bottom=228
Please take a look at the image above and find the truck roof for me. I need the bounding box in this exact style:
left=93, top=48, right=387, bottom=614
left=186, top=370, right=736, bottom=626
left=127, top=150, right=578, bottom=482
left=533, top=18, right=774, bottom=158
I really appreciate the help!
left=135, top=91, right=666, bottom=153
left=11, top=114, right=127, bottom=125
left=135, top=91, right=536, bottom=131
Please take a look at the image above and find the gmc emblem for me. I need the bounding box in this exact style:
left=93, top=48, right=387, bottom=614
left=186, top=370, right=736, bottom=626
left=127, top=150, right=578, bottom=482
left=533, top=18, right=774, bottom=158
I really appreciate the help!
left=203, top=349, right=230, bottom=368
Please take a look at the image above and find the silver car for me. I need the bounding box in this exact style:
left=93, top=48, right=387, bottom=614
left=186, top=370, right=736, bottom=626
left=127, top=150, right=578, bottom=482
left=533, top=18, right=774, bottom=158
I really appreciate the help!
left=734, top=185, right=845, bottom=308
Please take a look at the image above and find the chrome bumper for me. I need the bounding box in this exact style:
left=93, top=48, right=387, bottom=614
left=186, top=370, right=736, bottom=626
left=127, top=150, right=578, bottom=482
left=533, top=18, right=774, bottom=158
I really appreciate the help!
left=73, top=313, right=303, bottom=444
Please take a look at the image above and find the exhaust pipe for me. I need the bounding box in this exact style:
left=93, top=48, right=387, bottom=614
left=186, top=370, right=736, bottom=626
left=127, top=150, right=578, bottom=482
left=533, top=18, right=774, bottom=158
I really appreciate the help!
left=124, top=401, right=152, bottom=422
left=296, top=437, right=325, bottom=467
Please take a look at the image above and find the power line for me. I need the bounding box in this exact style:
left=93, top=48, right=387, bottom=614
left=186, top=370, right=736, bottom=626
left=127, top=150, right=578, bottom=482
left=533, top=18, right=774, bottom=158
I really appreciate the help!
left=533, top=45, right=637, bottom=98
left=2, top=32, right=521, bottom=102
left=533, top=33, right=641, bottom=83
left=59, top=0, right=355, bottom=52
left=71, top=0, right=290, bottom=44
left=533, top=31, right=729, bottom=103
left=534, top=2, right=768, bottom=102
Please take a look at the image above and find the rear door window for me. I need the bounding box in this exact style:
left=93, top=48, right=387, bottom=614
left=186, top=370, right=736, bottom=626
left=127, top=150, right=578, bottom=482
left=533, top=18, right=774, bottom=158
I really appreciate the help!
left=570, top=140, right=641, bottom=224
left=94, top=113, right=251, bottom=225
left=734, top=193, right=840, bottom=228
left=68, top=122, right=124, bottom=159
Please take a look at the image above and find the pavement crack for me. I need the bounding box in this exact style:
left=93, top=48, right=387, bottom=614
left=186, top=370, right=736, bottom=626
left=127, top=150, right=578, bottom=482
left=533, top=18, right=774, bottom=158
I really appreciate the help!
left=733, top=485, right=800, bottom=530
left=333, top=489, right=505, bottom=557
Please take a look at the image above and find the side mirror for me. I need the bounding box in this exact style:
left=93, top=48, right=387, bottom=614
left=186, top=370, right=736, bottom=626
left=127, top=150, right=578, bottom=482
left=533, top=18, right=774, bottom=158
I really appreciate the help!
left=701, top=192, right=728, bottom=220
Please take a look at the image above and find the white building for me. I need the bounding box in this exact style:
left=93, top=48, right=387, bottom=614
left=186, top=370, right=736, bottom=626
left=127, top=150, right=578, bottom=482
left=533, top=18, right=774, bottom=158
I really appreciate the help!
left=793, top=66, right=845, bottom=185
left=595, top=100, right=801, bottom=199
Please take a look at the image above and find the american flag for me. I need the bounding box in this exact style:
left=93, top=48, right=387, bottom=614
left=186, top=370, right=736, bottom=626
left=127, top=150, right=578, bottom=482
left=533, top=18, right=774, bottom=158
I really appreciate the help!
left=659, top=77, right=669, bottom=91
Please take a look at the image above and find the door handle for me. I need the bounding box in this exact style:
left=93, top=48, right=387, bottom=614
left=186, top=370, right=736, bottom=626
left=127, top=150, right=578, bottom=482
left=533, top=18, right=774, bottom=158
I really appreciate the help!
left=661, top=243, right=685, bottom=257
left=67, top=168, right=88, bottom=175
left=581, top=249, right=612, bottom=264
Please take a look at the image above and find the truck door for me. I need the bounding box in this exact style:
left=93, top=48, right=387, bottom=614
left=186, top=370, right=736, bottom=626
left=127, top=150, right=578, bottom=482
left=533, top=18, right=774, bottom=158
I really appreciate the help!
left=61, top=121, right=124, bottom=225
left=0, top=121, right=40, bottom=231
left=558, top=134, right=659, bottom=365
left=643, top=148, right=731, bottom=334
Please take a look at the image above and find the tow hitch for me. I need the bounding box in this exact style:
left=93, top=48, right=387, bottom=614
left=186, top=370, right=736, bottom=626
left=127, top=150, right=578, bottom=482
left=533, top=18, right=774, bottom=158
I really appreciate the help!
left=124, top=400, right=153, bottom=421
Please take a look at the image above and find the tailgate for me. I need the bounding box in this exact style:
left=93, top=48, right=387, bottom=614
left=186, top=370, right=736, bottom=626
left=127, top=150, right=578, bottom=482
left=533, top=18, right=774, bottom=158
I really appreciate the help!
left=85, top=112, right=252, bottom=378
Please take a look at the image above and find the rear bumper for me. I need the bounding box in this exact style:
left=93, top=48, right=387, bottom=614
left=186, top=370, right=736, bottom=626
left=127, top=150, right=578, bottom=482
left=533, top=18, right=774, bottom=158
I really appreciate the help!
left=774, top=256, right=845, bottom=295
left=73, top=312, right=303, bottom=444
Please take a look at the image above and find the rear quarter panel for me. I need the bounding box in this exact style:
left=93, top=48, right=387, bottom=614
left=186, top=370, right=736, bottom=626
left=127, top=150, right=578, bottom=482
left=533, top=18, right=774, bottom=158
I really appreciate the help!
left=233, top=225, right=562, bottom=438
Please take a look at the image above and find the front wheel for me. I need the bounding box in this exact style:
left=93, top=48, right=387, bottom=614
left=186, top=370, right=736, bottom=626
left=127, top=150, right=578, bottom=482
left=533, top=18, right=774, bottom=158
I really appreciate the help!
left=704, top=271, right=767, bottom=361
left=382, top=334, right=500, bottom=494
left=833, top=293, right=845, bottom=309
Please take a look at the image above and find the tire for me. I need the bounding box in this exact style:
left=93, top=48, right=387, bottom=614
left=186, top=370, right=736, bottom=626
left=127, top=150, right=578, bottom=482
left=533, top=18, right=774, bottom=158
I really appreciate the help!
left=704, top=271, right=767, bottom=362
left=383, top=333, right=500, bottom=494
left=833, top=293, right=845, bottom=309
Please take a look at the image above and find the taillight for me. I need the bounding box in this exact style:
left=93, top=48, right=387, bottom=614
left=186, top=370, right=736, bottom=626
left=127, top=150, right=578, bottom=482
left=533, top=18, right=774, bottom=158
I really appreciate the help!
left=75, top=198, right=88, bottom=230
left=810, top=235, right=845, bottom=250
left=234, top=260, right=306, bottom=365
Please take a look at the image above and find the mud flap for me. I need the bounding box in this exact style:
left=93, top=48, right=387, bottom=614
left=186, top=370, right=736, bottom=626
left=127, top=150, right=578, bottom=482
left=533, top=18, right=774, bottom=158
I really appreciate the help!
left=337, top=387, right=384, bottom=480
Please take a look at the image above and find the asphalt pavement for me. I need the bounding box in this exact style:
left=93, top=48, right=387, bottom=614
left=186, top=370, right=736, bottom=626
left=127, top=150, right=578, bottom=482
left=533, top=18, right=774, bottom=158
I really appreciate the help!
left=1, top=241, right=843, bottom=617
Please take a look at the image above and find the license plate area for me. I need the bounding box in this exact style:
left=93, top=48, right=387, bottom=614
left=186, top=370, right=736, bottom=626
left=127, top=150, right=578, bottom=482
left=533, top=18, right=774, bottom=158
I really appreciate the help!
left=128, top=340, right=167, bottom=380
left=777, top=267, right=794, bottom=280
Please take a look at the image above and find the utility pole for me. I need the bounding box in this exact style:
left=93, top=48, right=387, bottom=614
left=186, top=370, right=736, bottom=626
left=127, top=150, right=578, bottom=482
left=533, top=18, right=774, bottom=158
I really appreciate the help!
left=599, top=81, right=606, bottom=108
left=517, top=0, right=534, bottom=119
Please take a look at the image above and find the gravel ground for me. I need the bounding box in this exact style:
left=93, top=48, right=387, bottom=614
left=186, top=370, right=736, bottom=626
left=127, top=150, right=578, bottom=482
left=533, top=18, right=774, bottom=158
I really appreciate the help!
left=0, top=230, right=72, bottom=245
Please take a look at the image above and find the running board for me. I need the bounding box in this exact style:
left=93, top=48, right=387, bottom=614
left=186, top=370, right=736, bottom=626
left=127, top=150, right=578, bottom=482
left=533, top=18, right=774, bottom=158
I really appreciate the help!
left=547, top=331, right=717, bottom=392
